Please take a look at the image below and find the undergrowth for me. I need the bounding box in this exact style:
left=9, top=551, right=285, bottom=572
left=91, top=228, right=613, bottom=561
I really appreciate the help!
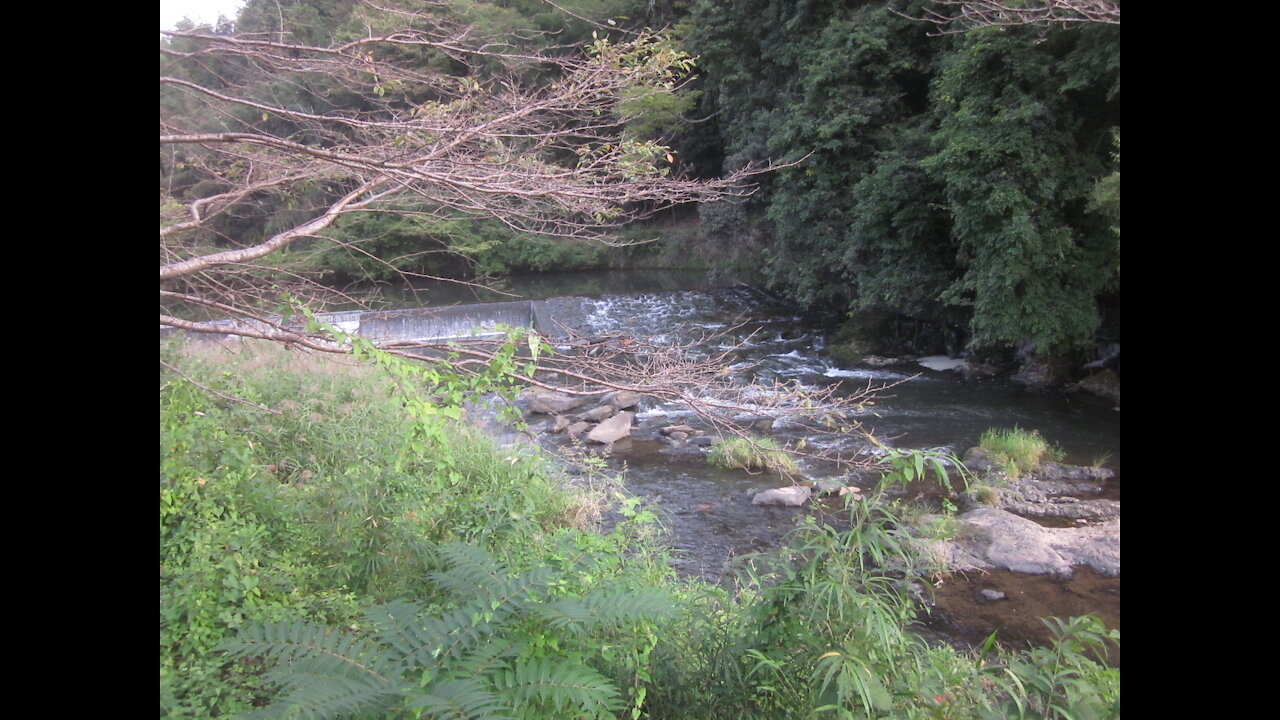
left=161, top=338, right=1118, bottom=719
left=707, top=435, right=798, bottom=475
left=979, top=426, right=1063, bottom=478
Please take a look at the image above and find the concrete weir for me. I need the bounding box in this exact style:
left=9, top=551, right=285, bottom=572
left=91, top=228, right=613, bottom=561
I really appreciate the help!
left=163, top=300, right=548, bottom=344
left=357, top=300, right=539, bottom=342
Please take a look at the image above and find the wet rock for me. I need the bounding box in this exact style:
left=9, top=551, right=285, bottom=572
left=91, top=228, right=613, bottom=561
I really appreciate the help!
left=1076, top=369, right=1121, bottom=404
left=732, top=413, right=775, bottom=431
left=1010, top=351, right=1072, bottom=388
left=527, top=390, right=593, bottom=415
left=588, top=411, right=634, bottom=444
left=667, top=431, right=689, bottom=442
left=1035, top=462, right=1114, bottom=483
left=961, top=447, right=1001, bottom=475
left=751, top=485, right=811, bottom=507
left=688, top=436, right=716, bottom=448
left=918, top=355, right=966, bottom=371
left=978, top=589, right=1006, bottom=601
left=1005, top=498, right=1121, bottom=522
left=811, top=479, right=848, bottom=497
left=960, top=361, right=1000, bottom=378
left=578, top=404, right=617, bottom=422
left=939, top=508, right=1120, bottom=578
left=660, top=424, right=696, bottom=436
left=602, top=390, right=644, bottom=409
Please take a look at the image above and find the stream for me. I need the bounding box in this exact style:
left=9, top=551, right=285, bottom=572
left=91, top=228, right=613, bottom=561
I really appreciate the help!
left=356, top=270, right=1121, bottom=657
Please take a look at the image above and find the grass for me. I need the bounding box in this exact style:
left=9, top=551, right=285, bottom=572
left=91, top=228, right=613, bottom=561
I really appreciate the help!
left=707, top=435, right=799, bottom=475
left=979, top=426, right=1062, bottom=478
left=971, top=484, right=1002, bottom=506
left=161, top=338, right=1118, bottom=720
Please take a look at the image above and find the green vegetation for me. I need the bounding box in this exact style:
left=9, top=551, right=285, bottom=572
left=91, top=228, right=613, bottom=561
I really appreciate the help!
left=161, top=341, right=1117, bottom=718
left=707, top=436, right=799, bottom=475
left=979, top=426, right=1063, bottom=478
left=161, top=1, right=1120, bottom=715
left=685, top=1, right=1120, bottom=355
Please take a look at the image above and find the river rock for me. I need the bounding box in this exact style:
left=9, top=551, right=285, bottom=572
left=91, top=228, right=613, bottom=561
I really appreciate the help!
left=917, top=355, right=965, bottom=371
left=1076, top=369, right=1121, bottom=403
left=811, top=479, right=848, bottom=497
left=579, top=404, right=617, bottom=422
left=960, top=446, right=1001, bottom=475
left=565, top=421, right=591, bottom=438
left=660, top=424, right=696, bottom=436
left=960, top=361, right=1000, bottom=378
left=931, top=508, right=1119, bottom=578
left=978, top=589, right=1006, bottom=601
left=602, top=390, right=644, bottom=409
left=751, top=485, right=811, bottom=507
left=527, top=390, right=593, bottom=415
left=1010, top=352, right=1072, bottom=388
left=587, top=411, right=634, bottom=444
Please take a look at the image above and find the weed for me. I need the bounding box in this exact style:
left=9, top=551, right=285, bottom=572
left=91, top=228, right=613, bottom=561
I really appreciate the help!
left=707, top=435, right=798, bottom=475
left=979, top=426, right=1061, bottom=478
left=972, top=484, right=1002, bottom=506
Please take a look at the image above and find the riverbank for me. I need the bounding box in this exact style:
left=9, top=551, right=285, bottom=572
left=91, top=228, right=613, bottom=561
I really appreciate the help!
left=161, top=338, right=1118, bottom=718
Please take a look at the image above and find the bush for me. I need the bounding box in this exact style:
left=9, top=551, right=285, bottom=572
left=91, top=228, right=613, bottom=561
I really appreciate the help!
left=160, top=340, right=632, bottom=717
left=979, top=426, right=1062, bottom=478
left=707, top=436, right=798, bottom=475
left=162, top=340, right=1117, bottom=719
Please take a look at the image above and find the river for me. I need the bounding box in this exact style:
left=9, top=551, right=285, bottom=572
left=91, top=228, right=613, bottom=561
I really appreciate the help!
left=351, top=269, right=1121, bottom=656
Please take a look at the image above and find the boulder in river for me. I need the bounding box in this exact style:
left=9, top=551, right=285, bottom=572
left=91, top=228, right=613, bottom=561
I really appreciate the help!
left=752, top=485, right=811, bottom=507
left=924, top=508, right=1119, bottom=578
left=527, top=390, right=593, bottom=415
left=588, top=411, right=634, bottom=444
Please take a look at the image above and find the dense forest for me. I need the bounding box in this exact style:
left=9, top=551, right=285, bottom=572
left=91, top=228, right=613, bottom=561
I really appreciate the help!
left=161, top=2, right=1119, bottom=718
left=162, top=0, right=1119, bottom=364
left=683, top=0, right=1119, bottom=358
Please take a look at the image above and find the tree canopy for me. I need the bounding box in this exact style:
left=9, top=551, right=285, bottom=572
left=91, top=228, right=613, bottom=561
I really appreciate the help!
left=160, top=0, right=760, bottom=327
left=686, top=0, right=1119, bottom=354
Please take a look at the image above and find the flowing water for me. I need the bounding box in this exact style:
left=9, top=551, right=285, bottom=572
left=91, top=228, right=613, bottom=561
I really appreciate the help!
left=360, top=270, right=1122, bottom=655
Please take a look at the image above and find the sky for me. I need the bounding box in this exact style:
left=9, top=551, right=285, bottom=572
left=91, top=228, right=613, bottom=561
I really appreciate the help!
left=160, top=0, right=245, bottom=30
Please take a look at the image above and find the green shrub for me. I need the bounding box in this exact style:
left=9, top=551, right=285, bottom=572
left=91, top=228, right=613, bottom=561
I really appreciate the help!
left=159, top=340, right=631, bottom=717
left=162, top=340, right=1118, bottom=719
left=979, top=426, right=1062, bottom=478
left=222, top=542, right=676, bottom=720
left=707, top=436, right=798, bottom=475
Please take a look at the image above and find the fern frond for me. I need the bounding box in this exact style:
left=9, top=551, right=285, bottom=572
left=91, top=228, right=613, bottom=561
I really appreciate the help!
left=451, top=634, right=524, bottom=678
left=240, top=671, right=402, bottom=720
left=222, top=620, right=404, bottom=720
left=406, top=678, right=514, bottom=720
left=431, top=542, right=555, bottom=617
left=431, top=542, right=510, bottom=599
left=535, top=589, right=675, bottom=633
left=409, top=607, right=497, bottom=667
left=492, top=657, right=624, bottom=719
left=223, top=620, right=397, bottom=682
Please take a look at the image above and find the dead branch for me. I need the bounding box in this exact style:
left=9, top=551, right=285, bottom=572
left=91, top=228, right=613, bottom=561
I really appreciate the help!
left=900, top=1, right=1120, bottom=34
left=160, top=1, right=882, bottom=472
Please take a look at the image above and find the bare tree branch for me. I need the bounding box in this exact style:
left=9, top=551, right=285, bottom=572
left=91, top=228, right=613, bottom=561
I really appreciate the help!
left=160, top=1, right=881, bottom=472
left=899, top=0, right=1120, bottom=34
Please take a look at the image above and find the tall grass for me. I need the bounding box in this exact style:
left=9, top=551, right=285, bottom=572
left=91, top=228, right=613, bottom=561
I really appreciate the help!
left=161, top=340, right=1118, bottom=719
left=707, top=435, right=798, bottom=475
left=979, top=426, right=1062, bottom=478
